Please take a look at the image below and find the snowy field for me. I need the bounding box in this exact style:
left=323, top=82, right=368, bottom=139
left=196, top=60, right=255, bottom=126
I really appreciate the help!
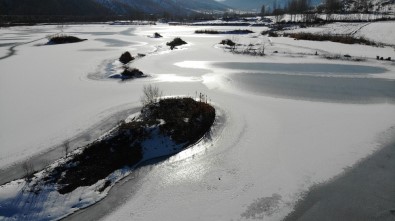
left=0, top=22, right=395, bottom=220
left=286, top=21, right=395, bottom=46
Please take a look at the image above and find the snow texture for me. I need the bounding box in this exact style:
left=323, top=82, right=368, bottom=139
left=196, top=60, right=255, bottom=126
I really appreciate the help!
left=0, top=22, right=395, bottom=220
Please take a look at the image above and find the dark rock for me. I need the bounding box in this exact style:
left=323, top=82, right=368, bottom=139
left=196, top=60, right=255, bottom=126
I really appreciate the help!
left=121, top=68, right=144, bottom=78
left=119, top=52, right=134, bottom=64
left=154, top=32, right=162, bottom=38
left=167, top=37, right=187, bottom=50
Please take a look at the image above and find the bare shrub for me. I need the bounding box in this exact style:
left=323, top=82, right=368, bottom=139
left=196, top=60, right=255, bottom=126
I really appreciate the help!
left=119, top=51, right=134, bottom=64
left=63, top=140, right=70, bottom=158
left=141, top=85, right=162, bottom=106
left=166, top=37, right=187, bottom=50
left=22, top=161, right=34, bottom=180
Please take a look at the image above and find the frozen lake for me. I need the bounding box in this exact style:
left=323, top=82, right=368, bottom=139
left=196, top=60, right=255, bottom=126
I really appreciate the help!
left=0, top=24, right=394, bottom=221
left=209, top=62, right=395, bottom=103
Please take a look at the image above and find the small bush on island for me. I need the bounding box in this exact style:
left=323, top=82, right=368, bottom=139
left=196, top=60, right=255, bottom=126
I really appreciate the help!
left=140, top=84, right=162, bottom=106
left=261, top=30, right=279, bottom=37
left=268, top=32, right=279, bottom=37
left=167, top=37, right=187, bottom=50
left=219, top=39, right=236, bottom=47
left=119, top=51, right=134, bottom=64
left=46, top=34, right=86, bottom=45
left=220, top=39, right=266, bottom=56
left=195, top=29, right=254, bottom=34
left=195, top=29, right=220, bottom=34
left=283, top=32, right=378, bottom=46
left=121, top=68, right=144, bottom=79
left=154, top=32, right=163, bottom=38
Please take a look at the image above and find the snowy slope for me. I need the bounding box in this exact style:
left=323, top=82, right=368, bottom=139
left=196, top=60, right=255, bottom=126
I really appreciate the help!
left=287, top=21, right=395, bottom=45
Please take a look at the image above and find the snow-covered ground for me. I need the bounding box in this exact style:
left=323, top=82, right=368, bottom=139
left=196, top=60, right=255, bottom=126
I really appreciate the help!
left=0, top=22, right=395, bottom=220
left=286, top=21, right=395, bottom=45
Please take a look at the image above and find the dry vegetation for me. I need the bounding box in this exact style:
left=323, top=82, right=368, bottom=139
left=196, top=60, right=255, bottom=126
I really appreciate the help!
left=46, top=34, right=86, bottom=45
left=167, top=37, right=187, bottom=50
left=283, top=32, right=379, bottom=46
left=41, top=87, right=215, bottom=194
left=195, top=29, right=254, bottom=34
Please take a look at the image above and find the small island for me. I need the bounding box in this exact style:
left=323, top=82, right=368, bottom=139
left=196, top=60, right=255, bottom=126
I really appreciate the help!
left=46, top=34, right=87, bottom=45
left=52, top=93, right=215, bottom=193
left=5, top=86, right=215, bottom=198
left=0, top=86, right=216, bottom=220
left=167, top=37, right=187, bottom=50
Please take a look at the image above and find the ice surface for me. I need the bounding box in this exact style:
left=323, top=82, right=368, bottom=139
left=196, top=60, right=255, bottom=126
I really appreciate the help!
left=0, top=23, right=394, bottom=220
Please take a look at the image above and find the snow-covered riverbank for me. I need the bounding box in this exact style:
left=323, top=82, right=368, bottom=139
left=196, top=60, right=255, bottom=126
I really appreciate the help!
left=1, top=23, right=394, bottom=220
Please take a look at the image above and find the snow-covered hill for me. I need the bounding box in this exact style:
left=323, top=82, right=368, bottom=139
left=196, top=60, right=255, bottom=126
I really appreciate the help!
left=219, top=0, right=322, bottom=12
left=95, top=0, right=230, bottom=15
left=0, top=0, right=229, bottom=17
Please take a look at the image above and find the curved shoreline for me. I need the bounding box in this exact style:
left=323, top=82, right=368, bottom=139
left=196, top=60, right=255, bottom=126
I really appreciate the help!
left=61, top=107, right=226, bottom=221
left=0, top=36, right=50, bottom=61
left=0, top=106, right=140, bottom=185
left=284, top=127, right=395, bottom=221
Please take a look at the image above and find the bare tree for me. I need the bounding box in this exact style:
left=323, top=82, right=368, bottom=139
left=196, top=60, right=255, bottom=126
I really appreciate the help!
left=140, top=85, right=163, bottom=106
left=325, top=0, right=342, bottom=20
left=259, top=41, right=266, bottom=55
left=63, top=140, right=70, bottom=158
left=261, top=5, right=266, bottom=16
left=22, top=161, right=34, bottom=180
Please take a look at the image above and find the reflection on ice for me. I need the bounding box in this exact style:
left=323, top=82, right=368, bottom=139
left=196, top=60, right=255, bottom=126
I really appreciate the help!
left=160, top=107, right=225, bottom=185
left=213, top=62, right=387, bottom=75
left=175, top=61, right=210, bottom=69
left=197, top=61, right=394, bottom=104
left=230, top=72, right=395, bottom=103
left=154, top=74, right=200, bottom=82
left=95, top=38, right=140, bottom=47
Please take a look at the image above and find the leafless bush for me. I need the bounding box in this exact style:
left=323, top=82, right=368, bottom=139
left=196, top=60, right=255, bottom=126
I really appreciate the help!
left=141, top=85, right=162, bottom=106
left=63, top=140, right=70, bottom=158
left=22, top=161, right=34, bottom=180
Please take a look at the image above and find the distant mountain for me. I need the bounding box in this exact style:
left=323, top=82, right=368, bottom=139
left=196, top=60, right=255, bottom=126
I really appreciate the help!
left=95, top=0, right=229, bottom=15
left=219, top=0, right=267, bottom=11
left=0, top=0, right=229, bottom=17
left=0, top=0, right=113, bottom=16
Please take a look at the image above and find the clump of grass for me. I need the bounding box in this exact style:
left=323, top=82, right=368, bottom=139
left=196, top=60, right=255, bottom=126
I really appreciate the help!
left=322, top=53, right=366, bottom=62
left=154, top=32, right=162, bottom=38
left=54, top=138, right=143, bottom=194
left=195, top=29, right=221, bottom=34
left=196, top=29, right=253, bottom=34
left=283, top=32, right=378, bottom=46
left=121, top=68, right=144, bottom=79
left=119, top=51, right=134, bottom=64
left=46, top=34, right=86, bottom=45
left=261, top=30, right=279, bottom=37
left=227, top=29, right=254, bottom=34
left=219, top=39, right=236, bottom=47
left=166, top=37, right=187, bottom=50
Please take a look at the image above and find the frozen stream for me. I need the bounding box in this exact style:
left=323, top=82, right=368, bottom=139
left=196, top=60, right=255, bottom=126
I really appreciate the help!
left=0, top=24, right=395, bottom=221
